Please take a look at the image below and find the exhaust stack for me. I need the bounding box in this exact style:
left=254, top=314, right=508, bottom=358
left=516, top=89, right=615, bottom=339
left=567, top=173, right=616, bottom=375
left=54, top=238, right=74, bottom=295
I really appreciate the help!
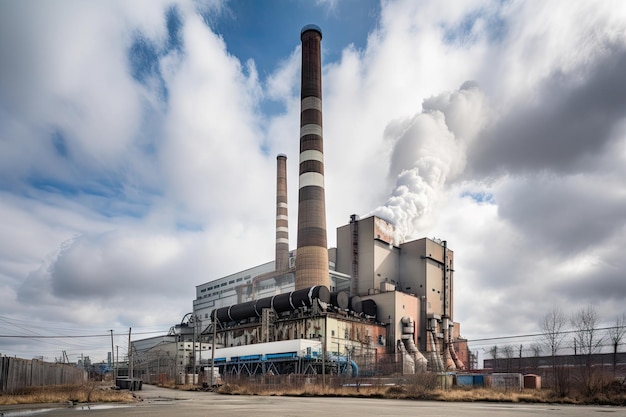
left=295, top=24, right=329, bottom=290
left=275, top=154, right=289, bottom=272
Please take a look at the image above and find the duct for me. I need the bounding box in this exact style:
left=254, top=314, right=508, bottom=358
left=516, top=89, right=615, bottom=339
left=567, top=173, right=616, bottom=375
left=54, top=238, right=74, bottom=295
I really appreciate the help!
left=211, top=285, right=330, bottom=324
left=329, top=291, right=349, bottom=310
left=397, top=340, right=415, bottom=375
left=425, top=331, right=444, bottom=372
left=350, top=360, right=359, bottom=377
left=400, top=317, right=427, bottom=373
left=273, top=286, right=330, bottom=313
left=361, top=299, right=377, bottom=318
left=448, top=324, right=465, bottom=370
left=433, top=331, right=446, bottom=372
left=443, top=345, right=456, bottom=371
left=295, top=24, right=329, bottom=290
left=442, top=319, right=456, bottom=371
left=348, top=296, right=362, bottom=314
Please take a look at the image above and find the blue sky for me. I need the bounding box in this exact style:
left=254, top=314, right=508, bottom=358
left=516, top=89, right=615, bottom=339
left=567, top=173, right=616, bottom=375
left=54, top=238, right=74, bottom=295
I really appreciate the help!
left=1, top=0, right=626, bottom=363
left=214, top=0, right=380, bottom=77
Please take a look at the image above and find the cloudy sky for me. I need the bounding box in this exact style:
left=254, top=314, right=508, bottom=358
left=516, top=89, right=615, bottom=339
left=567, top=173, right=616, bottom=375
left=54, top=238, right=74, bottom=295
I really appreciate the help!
left=1, top=0, right=625, bottom=363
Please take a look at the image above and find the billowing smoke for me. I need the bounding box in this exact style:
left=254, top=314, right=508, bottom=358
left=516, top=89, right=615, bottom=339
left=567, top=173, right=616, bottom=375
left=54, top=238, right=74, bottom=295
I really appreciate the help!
left=371, top=82, right=486, bottom=242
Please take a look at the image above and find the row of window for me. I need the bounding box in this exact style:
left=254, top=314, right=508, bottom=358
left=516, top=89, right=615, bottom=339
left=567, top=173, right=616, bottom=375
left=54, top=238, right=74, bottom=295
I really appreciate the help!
left=200, top=275, right=253, bottom=293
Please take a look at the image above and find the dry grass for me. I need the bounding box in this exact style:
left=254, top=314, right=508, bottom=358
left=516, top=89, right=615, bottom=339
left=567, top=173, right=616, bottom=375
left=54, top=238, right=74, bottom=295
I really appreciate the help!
left=215, top=378, right=626, bottom=405
left=428, top=388, right=567, bottom=403
left=218, top=382, right=387, bottom=397
left=0, top=383, right=135, bottom=406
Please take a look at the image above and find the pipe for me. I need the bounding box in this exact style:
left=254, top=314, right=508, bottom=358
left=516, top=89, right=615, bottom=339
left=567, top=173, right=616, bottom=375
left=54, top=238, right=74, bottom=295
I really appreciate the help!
left=348, top=296, right=362, bottom=314
left=401, top=316, right=427, bottom=373
left=350, top=360, right=359, bottom=377
left=330, top=291, right=349, bottom=310
left=426, top=331, right=444, bottom=372
left=361, top=299, right=377, bottom=318
left=211, top=285, right=330, bottom=323
left=448, top=323, right=465, bottom=370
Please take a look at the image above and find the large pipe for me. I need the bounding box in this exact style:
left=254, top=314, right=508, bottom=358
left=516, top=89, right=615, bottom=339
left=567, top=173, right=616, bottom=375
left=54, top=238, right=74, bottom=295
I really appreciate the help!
left=211, top=285, right=330, bottom=324
left=348, top=296, right=362, bottom=314
left=275, top=154, right=289, bottom=272
left=361, top=299, right=377, bottom=318
left=401, top=316, right=427, bottom=373
left=295, top=24, right=329, bottom=290
left=448, top=323, right=465, bottom=370
left=330, top=291, right=349, bottom=310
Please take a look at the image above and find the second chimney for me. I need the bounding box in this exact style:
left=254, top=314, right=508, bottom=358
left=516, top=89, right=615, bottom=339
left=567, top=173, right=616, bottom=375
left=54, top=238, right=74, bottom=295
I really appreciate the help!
left=275, top=154, right=289, bottom=272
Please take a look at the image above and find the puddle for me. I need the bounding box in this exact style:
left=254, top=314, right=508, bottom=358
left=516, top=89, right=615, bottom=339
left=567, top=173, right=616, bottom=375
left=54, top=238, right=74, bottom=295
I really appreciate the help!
left=0, top=409, right=58, bottom=417
left=0, top=404, right=133, bottom=416
left=73, top=404, right=133, bottom=411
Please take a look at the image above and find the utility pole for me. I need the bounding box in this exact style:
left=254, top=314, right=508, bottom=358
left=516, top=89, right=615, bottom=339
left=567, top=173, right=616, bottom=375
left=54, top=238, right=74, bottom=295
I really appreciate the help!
left=198, top=318, right=202, bottom=385
left=110, top=330, right=115, bottom=381
left=128, top=327, right=133, bottom=391
left=322, top=314, right=326, bottom=389
left=116, top=345, right=119, bottom=381
left=210, top=316, right=217, bottom=387
left=192, top=316, right=196, bottom=385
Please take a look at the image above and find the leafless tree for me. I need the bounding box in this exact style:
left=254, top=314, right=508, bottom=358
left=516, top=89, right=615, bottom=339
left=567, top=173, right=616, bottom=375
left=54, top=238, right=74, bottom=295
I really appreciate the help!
left=540, top=306, right=568, bottom=396
left=530, top=343, right=543, bottom=357
left=541, top=306, right=567, bottom=357
left=608, top=313, right=626, bottom=377
left=502, top=345, right=514, bottom=372
left=489, top=345, right=499, bottom=371
left=571, top=305, right=603, bottom=357
left=570, top=305, right=604, bottom=394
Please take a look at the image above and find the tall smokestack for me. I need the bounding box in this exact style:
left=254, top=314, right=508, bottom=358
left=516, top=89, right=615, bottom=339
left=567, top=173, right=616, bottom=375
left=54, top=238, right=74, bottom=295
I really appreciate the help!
left=295, top=24, right=329, bottom=290
left=275, top=154, right=289, bottom=272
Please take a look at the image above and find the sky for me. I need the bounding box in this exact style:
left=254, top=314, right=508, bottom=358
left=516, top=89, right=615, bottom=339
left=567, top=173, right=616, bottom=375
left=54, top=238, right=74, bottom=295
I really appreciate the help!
left=1, top=0, right=625, bottom=364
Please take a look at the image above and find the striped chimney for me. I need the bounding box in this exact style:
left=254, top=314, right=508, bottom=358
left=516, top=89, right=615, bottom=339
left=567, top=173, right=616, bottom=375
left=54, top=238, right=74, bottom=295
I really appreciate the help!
left=275, top=154, right=289, bottom=272
left=295, top=24, right=329, bottom=290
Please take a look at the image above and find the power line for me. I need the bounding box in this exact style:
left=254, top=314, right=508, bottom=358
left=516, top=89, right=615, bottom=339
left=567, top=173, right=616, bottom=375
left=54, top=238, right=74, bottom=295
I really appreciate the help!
left=466, top=325, right=626, bottom=344
left=0, top=330, right=167, bottom=339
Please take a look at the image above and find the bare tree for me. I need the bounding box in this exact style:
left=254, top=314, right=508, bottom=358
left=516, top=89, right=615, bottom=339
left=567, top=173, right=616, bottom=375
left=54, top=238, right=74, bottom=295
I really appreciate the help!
left=489, top=345, right=499, bottom=371
left=540, top=306, right=568, bottom=396
left=501, top=345, right=514, bottom=372
left=571, top=305, right=603, bottom=356
left=607, top=314, right=626, bottom=378
left=528, top=342, right=543, bottom=373
left=571, top=305, right=604, bottom=395
left=530, top=343, right=543, bottom=357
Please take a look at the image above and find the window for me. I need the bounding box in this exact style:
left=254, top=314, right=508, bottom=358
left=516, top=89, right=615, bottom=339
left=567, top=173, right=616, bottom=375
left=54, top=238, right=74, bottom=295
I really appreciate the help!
left=236, top=278, right=243, bottom=282
left=229, top=280, right=235, bottom=284
left=221, top=283, right=227, bottom=287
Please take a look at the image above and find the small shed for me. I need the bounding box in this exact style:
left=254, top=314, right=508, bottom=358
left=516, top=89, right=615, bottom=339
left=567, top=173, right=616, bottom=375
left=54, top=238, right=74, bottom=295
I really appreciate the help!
left=523, top=374, right=541, bottom=390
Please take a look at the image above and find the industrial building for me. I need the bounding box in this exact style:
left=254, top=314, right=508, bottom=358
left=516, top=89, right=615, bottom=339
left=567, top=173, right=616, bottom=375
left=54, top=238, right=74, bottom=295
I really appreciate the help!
left=134, top=24, right=468, bottom=382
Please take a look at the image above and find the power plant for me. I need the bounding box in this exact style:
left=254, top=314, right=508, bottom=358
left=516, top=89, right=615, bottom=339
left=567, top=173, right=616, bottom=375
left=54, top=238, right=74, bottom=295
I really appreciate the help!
left=135, top=25, right=469, bottom=382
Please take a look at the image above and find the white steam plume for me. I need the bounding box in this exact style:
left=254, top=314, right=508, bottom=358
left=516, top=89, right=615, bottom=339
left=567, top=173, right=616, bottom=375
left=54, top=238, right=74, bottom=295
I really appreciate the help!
left=371, top=82, right=486, bottom=242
